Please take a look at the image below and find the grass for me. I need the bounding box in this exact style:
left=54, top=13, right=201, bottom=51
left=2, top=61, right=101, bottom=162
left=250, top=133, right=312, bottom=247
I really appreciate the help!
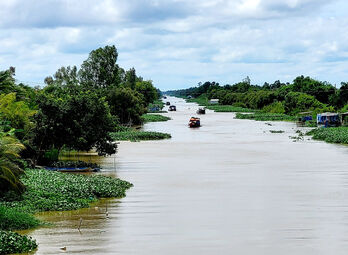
left=110, top=130, right=171, bottom=142
left=142, top=114, right=171, bottom=123
left=235, top=112, right=297, bottom=121
left=0, top=205, right=40, bottom=231
left=307, top=127, right=348, bottom=144
left=0, top=230, right=37, bottom=254
left=206, top=105, right=256, bottom=112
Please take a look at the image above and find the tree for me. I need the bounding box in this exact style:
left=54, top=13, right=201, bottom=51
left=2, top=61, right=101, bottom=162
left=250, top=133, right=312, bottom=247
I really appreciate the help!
left=0, top=129, right=25, bottom=194
left=0, top=93, right=36, bottom=139
left=135, top=80, right=158, bottom=105
left=33, top=90, right=117, bottom=158
left=79, top=45, right=120, bottom=89
left=0, top=69, right=16, bottom=94
left=45, top=66, right=78, bottom=87
left=125, top=68, right=136, bottom=89
left=292, top=76, right=336, bottom=104
left=284, top=92, right=324, bottom=114
left=107, top=87, right=145, bottom=125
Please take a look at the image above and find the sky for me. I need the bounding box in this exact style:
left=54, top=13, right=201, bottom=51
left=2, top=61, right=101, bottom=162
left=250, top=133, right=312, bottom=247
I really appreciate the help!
left=0, top=0, right=348, bottom=90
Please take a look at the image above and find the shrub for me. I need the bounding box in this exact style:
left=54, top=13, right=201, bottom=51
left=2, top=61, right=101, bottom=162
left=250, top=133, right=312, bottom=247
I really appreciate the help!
left=0, top=230, right=37, bottom=254
left=0, top=206, right=39, bottom=231
left=262, top=101, right=285, bottom=114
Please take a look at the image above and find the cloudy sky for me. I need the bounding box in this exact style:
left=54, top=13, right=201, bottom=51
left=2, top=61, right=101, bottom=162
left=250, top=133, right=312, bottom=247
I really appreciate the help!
left=0, top=0, right=347, bottom=90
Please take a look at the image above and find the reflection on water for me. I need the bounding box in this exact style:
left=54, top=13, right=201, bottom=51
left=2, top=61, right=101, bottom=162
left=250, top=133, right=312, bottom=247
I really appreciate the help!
left=28, top=97, right=348, bottom=254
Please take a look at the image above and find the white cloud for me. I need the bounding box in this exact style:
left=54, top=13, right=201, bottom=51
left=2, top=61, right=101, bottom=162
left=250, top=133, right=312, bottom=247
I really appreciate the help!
left=0, top=0, right=347, bottom=90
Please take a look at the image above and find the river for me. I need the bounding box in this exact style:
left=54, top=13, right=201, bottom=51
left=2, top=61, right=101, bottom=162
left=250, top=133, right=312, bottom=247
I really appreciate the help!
left=27, top=97, right=348, bottom=255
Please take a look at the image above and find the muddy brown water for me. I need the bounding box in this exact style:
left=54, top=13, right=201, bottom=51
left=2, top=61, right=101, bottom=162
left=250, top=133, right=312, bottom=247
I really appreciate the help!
left=25, top=97, right=348, bottom=255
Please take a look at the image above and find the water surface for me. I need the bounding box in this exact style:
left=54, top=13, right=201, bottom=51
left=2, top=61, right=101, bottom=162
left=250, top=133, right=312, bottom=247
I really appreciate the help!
left=28, top=97, right=348, bottom=255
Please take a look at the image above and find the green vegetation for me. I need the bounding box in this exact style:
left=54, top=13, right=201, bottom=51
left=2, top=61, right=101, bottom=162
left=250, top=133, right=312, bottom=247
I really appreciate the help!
left=0, top=169, right=132, bottom=213
left=0, top=205, right=39, bottom=231
left=166, top=76, right=348, bottom=118
left=0, top=45, right=160, bottom=253
left=270, top=130, right=285, bottom=133
left=0, top=129, right=25, bottom=194
left=206, top=105, right=255, bottom=112
left=142, top=114, right=170, bottom=122
left=148, top=100, right=165, bottom=113
left=187, top=94, right=255, bottom=112
left=110, top=130, right=171, bottom=142
left=307, top=127, right=348, bottom=144
left=0, top=230, right=37, bottom=254
left=235, top=113, right=296, bottom=121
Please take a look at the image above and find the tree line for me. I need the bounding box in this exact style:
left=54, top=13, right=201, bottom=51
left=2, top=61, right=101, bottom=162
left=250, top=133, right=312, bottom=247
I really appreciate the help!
left=0, top=45, right=160, bottom=194
left=166, top=76, right=348, bottom=114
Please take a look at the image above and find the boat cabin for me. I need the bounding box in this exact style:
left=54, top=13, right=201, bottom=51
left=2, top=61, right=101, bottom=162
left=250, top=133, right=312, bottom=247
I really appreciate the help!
left=209, top=99, right=219, bottom=104
left=197, top=107, right=206, bottom=114
left=317, top=112, right=340, bottom=127
left=188, top=117, right=200, bottom=128
left=298, top=112, right=312, bottom=122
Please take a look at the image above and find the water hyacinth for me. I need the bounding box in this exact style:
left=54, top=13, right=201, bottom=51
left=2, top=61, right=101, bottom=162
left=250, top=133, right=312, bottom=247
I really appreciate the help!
left=142, top=114, right=171, bottom=122
left=1, top=169, right=133, bottom=213
left=110, top=131, right=171, bottom=142
left=0, top=230, right=37, bottom=254
left=235, top=112, right=296, bottom=121
left=307, top=127, right=348, bottom=144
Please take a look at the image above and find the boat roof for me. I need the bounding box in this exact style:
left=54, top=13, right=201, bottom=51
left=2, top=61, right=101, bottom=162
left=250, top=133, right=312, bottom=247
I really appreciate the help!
left=317, top=112, right=339, bottom=116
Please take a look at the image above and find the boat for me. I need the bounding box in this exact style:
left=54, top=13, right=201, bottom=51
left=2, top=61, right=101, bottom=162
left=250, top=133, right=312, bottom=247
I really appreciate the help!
left=196, top=107, right=205, bottom=114
left=188, top=117, right=200, bottom=128
left=44, top=167, right=100, bottom=173
left=166, top=102, right=170, bottom=105
left=169, top=105, right=176, bottom=111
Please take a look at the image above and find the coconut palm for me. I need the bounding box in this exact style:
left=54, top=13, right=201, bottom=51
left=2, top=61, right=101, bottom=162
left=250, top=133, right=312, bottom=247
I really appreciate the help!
left=0, top=130, right=25, bottom=193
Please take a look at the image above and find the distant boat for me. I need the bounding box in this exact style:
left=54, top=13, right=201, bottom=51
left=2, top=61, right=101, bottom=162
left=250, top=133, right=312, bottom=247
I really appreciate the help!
left=166, top=102, right=170, bottom=105
left=169, top=105, right=176, bottom=111
left=189, top=117, right=200, bottom=128
left=197, top=107, right=205, bottom=114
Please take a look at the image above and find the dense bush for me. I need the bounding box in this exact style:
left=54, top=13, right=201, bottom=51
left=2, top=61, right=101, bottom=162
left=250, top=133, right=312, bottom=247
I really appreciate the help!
left=0, top=206, right=39, bottom=231
left=0, top=231, right=37, bottom=255
left=262, top=101, right=285, bottom=114
left=284, top=92, right=324, bottom=114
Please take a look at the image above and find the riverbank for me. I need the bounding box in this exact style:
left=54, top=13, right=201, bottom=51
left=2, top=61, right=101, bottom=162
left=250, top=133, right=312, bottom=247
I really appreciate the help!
left=0, top=169, right=132, bottom=254
left=110, top=114, right=171, bottom=142
left=306, top=127, right=348, bottom=145
left=186, top=95, right=256, bottom=112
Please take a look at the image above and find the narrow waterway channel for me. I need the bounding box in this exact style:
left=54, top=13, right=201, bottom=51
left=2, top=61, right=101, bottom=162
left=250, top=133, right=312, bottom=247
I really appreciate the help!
left=27, top=97, right=348, bottom=254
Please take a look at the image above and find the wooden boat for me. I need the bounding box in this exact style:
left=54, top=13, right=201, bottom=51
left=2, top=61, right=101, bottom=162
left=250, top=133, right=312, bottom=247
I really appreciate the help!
left=166, top=102, right=170, bottom=105
left=188, top=117, right=200, bottom=128
left=196, top=107, right=205, bottom=114
left=169, top=105, right=176, bottom=111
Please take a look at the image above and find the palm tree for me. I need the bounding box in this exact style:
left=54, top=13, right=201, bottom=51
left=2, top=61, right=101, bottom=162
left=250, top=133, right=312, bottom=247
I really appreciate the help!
left=0, top=130, right=25, bottom=194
